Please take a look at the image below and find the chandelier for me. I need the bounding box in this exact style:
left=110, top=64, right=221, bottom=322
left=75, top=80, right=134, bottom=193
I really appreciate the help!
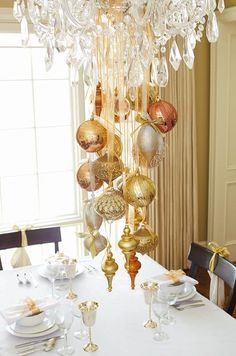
left=13, top=0, right=224, bottom=292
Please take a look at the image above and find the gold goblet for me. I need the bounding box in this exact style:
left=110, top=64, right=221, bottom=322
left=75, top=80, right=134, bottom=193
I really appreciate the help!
left=64, top=261, right=77, bottom=300
left=140, top=281, right=159, bottom=328
left=79, top=301, right=99, bottom=352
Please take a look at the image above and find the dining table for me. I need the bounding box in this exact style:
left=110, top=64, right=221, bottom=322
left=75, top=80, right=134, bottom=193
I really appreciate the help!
left=0, top=253, right=235, bottom=356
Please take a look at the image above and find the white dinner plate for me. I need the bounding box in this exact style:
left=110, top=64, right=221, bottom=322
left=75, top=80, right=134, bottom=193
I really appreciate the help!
left=38, top=263, right=86, bottom=280
left=176, top=286, right=196, bottom=302
left=10, top=317, right=55, bottom=335
left=7, top=323, right=59, bottom=338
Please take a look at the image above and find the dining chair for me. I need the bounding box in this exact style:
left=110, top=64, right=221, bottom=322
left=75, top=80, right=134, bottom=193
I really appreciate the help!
left=0, top=227, right=61, bottom=270
left=188, top=242, right=236, bottom=315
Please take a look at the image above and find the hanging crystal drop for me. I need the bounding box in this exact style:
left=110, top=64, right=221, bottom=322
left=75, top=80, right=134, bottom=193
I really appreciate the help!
left=21, top=16, right=29, bottom=47
left=208, top=0, right=217, bottom=11
left=169, top=40, right=182, bottom=71
left=218, top=0, right=225, bottom=13
left=45, top=39, right=54, bottom=71
left=183, top=37, right=195, bottom=69
left=128, top=57, right=144, bottom=87
left=206, top=12, right=219, bottom=43
left=151, top=57, right=159, bottom=85
left=189, top=33, right=197, bottom=49
left=129, top=87, right=136, bottom=102
left=70, top=64, right=79, bottom=86
left=140, top=32, right=152, bottom=68
left=156, top=56, right=168, bottom=87
left=13, top=0, right=23, bottom=22
left=83, top=60, right=92, bottom=87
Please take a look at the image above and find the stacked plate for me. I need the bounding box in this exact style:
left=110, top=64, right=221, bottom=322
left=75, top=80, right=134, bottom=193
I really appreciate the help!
left=38, top=264, right=85, bottom=280
left=176, top=283, right=196, bottom=302
left=7, top=316, right=58, bottom=338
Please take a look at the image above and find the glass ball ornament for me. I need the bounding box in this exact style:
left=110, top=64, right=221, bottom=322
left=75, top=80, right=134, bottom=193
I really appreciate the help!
left=76, top=119, right=107, bottom=152
left=147, top=99, right=177, bottom=133
left=134, top=222, right=158, bottom=254
left=125, top=173, right=156, bottom=208
left=92, top=153, right=124, bottom=182
left=96, top=134, right=122, bottom=157
left=76, top=162, right=103, bottom=191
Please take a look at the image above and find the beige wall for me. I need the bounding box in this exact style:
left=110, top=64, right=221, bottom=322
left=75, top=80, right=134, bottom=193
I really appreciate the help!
left=195, top=0, right=236, bottom=243
left=1, top=1, right=11, bottom=7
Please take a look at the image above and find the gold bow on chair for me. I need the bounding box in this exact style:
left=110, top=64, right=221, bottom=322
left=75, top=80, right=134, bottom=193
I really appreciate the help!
left=165, top=269, right=186, bottom=283
left=208, top=242, right=230, bottom=273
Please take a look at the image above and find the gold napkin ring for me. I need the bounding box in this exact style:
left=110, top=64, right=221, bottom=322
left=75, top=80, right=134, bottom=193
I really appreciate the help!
left=25, top=298, right=41, bottom=315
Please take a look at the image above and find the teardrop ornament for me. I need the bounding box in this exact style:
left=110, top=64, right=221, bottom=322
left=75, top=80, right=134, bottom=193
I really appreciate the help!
left=206, top=12, right=219, bottom=43
left=169, top=40, right=182, bottom=71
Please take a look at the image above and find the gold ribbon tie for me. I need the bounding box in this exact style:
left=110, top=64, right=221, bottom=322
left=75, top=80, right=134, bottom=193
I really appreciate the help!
left=165, top=269, right=186, bottom=283
left=208, top=242, right=230, bottom=273
left=24, top=298, right=41, bottom=316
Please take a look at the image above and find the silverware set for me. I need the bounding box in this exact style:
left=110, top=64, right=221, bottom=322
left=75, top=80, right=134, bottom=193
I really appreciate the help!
left=173, top=299, right=205, bottom=311
left=15, top=336, right=61, bottom=355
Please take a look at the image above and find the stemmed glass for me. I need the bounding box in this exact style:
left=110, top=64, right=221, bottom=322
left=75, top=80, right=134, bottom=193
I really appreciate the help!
left=152, top=299, right=169, bottom=341
left=46, top=261, right=61, bottom=298
left=64, top=261, right=77, bottom=300
left=158, top=283, right=183, bottom=325
left=73, top=305, right=88, bottom=340
left=140, top=281, right=158, bottom=328
left=54, top=301, right=74, bottom=355
left=79, top=301, right=99, bottom=352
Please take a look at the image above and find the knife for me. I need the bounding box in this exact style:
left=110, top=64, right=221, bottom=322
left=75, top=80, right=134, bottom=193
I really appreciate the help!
left=175, top=303, right=205, bottom=311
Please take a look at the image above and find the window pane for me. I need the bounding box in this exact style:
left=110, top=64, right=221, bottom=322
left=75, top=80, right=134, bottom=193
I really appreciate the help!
left=36, top=126, right=73, bottom=172
left=34, top=80, right=71, bottom=127
left=0, top=81, right=34, bottom=129
left=1, top=175, right=39, bottom=223
left=0, top=48, right=31, bottom=80
left=31, top=48, right=68, bottom=80
left=0, top=129, right=36, bottom=176
left=38, top=171, right=76, bottom=217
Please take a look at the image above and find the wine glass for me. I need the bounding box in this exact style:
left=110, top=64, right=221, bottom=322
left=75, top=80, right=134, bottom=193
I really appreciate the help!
left=64, top=262, right=77, bottom=300
left=152, top=300, right=169, bottom=341
left=46, top=261, right=61, bottom=298
left=79, top=301, right=99, bottom=352
left=158, top=283, right=184, bottom=325
left=54, top=301, right=74, bottom=355
left=140, top=281, right=158, bottom=328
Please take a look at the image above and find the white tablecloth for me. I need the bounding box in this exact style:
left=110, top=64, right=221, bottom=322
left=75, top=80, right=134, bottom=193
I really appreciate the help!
left=0, top=254, right=235, bottom=356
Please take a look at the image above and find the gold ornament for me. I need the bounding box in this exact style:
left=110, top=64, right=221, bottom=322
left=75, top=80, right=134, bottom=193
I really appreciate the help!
left=125, top=173, right=156, bottom=208
left=96, top=134, right=122, bottom=158
left=84, top=231, right=107, bottom=257
left=95, top=83, right=102, bottom=117
left=118, top=225, right=139, bottom=271
left=76, top=162, right=103, bottom=191
left=76, top=119, right=107, bottom=152
left=134, top=222, right=158, bottom=254
left=136, top=124, right=164, bottom=165
left=85, top=201, right=103, bottom=232
left=94, top=187, right=126, bottom=221
left=101, top=247, right=118, bottom=292
left=92, top=153, right=124, bottom=182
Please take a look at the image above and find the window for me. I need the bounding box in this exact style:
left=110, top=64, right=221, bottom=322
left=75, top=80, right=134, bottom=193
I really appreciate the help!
left=0, top=12, right=85, bottom=268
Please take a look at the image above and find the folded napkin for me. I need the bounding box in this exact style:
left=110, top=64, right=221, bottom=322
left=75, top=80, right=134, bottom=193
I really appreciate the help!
left=0, top=296, right=58, bottom=325
left=151, top=269, right=198, bottom=286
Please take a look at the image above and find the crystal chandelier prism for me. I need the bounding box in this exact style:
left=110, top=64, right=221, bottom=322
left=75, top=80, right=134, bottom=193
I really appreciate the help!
left=13, top=0, right=224, bottom=292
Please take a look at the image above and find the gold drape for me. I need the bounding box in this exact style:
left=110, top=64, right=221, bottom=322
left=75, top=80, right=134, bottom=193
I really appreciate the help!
left=149, top=61, right=198, bottom=270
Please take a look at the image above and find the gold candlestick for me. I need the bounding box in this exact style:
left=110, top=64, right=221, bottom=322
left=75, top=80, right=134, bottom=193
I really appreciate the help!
left=140, top=281, right=159, bottom=328
left=79, top=301, right=99, bottom=352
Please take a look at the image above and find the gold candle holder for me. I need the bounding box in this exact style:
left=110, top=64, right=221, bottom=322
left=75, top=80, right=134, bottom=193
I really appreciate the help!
left=140, top=281, right=159, bottom=328
left=79, top=301, right=99, bottom=352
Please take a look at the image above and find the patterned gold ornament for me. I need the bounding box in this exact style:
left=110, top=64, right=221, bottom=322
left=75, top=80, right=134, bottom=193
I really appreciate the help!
left=84, top=231, right=107, bottom=257
left=76, top=119, right=107, bottom=152
left=84, top=201, right=103, bottom=232
left=133, top=222, right=158, bottom=254
left=133, top=145, right=165, bottom=169
left=96, top=134, right=122, bottom=158
left=101, top=247, right=118, bottom=292
left=92, top=153, right=124, bottom=182
left=118, top=225, right=139, bottom=271
left=76, top=162, right=103, bottom=191
left=94, top=187, right=126, bottom=221
left=125, top=173, right=156, bottom=208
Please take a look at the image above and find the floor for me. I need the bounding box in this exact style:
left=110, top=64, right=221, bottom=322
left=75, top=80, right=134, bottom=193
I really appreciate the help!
left=188, top=267, right=236, bottom=318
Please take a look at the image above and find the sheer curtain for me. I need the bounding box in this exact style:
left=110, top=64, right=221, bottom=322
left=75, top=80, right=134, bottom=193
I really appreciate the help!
left=149, top=62, right=198, bottom=270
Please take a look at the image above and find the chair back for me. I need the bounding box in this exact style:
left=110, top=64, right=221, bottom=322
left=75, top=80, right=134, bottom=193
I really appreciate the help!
left=0, top=227, right=61, bottom=270
left=188, top=242, right=236, bottom=315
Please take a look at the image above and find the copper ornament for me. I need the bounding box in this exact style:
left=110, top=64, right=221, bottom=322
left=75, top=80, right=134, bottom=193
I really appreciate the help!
left=96, top=134, right=122, bottom=158
left=76, top=119, right=107, bottom=152
left=147, top=99, right=177, bottom=133
left=128, top=253, right=141, bottom=289
left=133, top=222, right=158, bottom=254
left=125, top=173, right=156, bottom=208
left=92, top=153, right=124, bottom=182
left=76, top=162, right=103, bottom=192
left=94, top=187, right=126, bottom=221
left=84, top=201, right=103, bottom=232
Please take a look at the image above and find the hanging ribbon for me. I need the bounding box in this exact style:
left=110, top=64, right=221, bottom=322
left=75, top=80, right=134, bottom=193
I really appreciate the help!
left=76, top=230, right=100, bottom=258
left=131, top=114, right=165, bottom=138
left=13, top=224, right=33, bottom=248
left=208, top=242, right=230, bottom=273
left=165, top=269, right=186, bottom=283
